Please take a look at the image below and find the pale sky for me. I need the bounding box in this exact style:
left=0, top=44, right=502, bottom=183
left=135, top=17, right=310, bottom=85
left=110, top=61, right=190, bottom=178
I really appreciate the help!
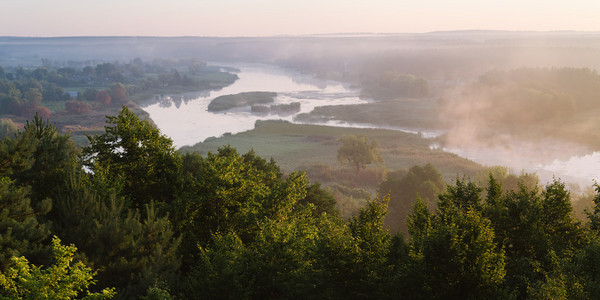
left=1, top=0, right=599, bottom=37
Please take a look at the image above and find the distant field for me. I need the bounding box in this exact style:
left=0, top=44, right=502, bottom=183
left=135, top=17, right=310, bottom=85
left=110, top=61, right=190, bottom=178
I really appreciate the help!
left=294, top=98, right=442, bottom=130
left=180, top=120, right=482, bottom=217
left=180, top=120, right=482, bottom=181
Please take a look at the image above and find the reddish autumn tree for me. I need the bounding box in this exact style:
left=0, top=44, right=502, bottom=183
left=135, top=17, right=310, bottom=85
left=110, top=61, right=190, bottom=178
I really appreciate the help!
left=65, top=101, right=91, bottom=114
left=109, top=83, right=127, bottom=105
left=21, top=105, right=51, bottom=119
left=95, top=90, right=111, bottom=106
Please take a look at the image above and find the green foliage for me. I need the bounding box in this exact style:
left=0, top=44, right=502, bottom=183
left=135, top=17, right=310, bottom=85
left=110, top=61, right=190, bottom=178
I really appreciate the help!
left=140, top=283, right=174, bottom=300
left=51, top=169, right=181, bottom=299
left=437, top=178, right=483, bottom=216
left=379, top=163, right=445, bottom=233
left=0, top=176, right=51, bottom=271
left=475, top=166, right=539, bottom=194
left=0, top=116, right=74, bottom=271
left=400, top=179, right=507, bottom=299
left=0, top=126, right=35, bottom=178
left=360, top=71, right=430, bottom=100
left=173, top=147, right=308, bottom=269
left=80, top=88, right=98, bottom=101
left=12, top=114, right=78, bottom=205
left=480, top=177, right=584, bottom=298
left=0, top=236, right=115, bottom=300
left=406, top=197, right=432, bottom=252
left=347, top=196, right=392, bottom=297
left=569, top=233, right=600, bottom=298
left=2, top=100, right=600, bottom=299
left=296, top=182, right=338, bottom=217
left=186, top=195, right=393, bottom=299
left=541, top=180, right=584, bottom=257
left=337, top=134, right=383, bottom=171
left=420, top=210, right=506, bottom=299
left=83, top=106, right=181, bottom=211
left=585, top=182, right=600, bottom=231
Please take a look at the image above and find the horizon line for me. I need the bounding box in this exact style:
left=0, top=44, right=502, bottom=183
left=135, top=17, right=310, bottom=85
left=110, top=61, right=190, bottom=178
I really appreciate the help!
left=2, top=29, right=600, bottom=39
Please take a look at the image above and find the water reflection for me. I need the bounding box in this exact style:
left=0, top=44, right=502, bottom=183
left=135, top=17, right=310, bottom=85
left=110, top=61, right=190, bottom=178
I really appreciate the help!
left=142, top=63, right=369, bottom=148
left=540, top=152, right=600, bottom=184
left=142, top=63, right=598, bottom=188
left=443, top=138, right=597, bottom=186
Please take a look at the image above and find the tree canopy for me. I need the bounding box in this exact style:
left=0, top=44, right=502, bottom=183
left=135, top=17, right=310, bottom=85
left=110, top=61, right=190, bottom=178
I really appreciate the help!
left=2, top=107, right=600, bottom=299
left=337, top=134, right=383, bottom=171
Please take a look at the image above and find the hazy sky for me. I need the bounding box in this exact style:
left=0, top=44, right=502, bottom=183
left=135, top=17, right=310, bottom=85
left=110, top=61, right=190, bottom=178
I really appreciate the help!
left=2, top=0, right=599, bottom=37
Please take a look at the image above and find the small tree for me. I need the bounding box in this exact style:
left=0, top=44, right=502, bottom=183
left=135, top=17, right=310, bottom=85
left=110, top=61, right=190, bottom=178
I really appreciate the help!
left=95, top=90, right=111, bottom=106
left=65, top=101, right=90, bottom=114
left=109, top=83, right=127, bottom=105
left=337, top=135, right=383, bottom=171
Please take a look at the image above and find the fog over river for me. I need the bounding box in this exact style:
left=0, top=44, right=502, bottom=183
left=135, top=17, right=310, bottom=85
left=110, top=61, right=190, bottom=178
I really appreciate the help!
left=142, top=63, right=600, bottom=187
left=143, top=63, right=372, bottom=147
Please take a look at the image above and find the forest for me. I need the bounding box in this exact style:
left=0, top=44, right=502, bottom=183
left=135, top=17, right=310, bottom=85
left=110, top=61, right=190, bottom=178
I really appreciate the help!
left=2, top=33, right=600, bottom=299
left=1, top=107, right=600, bottom=299
left=0, top=58, right=237, bottom=145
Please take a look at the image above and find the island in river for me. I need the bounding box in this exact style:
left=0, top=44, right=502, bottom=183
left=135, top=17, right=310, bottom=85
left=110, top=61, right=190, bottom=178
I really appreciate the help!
left=208, top=91, right=277, bottom=112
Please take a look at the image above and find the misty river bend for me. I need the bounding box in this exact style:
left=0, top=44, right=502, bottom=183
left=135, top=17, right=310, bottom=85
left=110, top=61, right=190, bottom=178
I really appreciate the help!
left=142, top=63, right=600, bottom=187
left=142, top=63, right=373, bottom=147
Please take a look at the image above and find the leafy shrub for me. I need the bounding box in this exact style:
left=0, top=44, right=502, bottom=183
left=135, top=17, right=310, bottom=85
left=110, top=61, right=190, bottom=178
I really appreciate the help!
left=65, top=101, right=91, bottom=114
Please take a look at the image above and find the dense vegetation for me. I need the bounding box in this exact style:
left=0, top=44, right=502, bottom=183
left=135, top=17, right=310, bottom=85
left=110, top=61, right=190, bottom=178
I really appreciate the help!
left=0, top=60, right=237, bottom=145
left=0, top=107, right=599, bottom=299
left=359, top=71, right=431, bottom=100
left=251, top=102, right=301, bottom=115
left=181, top=119, right=483, bottom=217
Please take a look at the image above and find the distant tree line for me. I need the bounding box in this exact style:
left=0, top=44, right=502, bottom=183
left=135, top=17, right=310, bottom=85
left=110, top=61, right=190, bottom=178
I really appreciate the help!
left=0, top=59, right=238, bottom=118
left=1, top=108, right=600, bottom=299
left=360, top=71, right=431, bottom=100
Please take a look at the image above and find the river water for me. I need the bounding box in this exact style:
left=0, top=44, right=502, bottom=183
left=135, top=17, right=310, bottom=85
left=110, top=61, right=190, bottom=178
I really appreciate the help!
left=142, top=63, right=371, bottom=147
left=142, top=63, right=600, bottom=187
left=442, top=140, right=600, bottom=186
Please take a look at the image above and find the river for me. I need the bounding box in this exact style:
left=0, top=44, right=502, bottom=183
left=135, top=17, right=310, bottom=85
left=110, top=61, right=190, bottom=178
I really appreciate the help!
left=142, top=63, right=600, bottom=187
left=142, top=63, right=373, bottom=147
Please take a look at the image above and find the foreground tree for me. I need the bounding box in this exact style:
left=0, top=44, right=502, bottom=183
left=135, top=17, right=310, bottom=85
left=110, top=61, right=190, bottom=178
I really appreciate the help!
left=11, top=114, right=78, bottom=205
left=173, top=147, right=308, bottom=269
left=0, top=236, right=115, bottom=299
left=52, top=167, right=181, bottom=299
left=0, top=177, right=51, bottom=271
left=82, top=106, right=181, bottom=211
left=405, top=179, right=506, bottom=299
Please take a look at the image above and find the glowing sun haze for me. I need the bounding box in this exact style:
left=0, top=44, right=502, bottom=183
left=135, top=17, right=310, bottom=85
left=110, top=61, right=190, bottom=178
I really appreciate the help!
left=2, top=0, right=599, bottom=37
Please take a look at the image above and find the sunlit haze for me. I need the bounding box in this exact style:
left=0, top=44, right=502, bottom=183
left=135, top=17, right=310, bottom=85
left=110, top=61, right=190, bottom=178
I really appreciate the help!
left=2, top=0, right=600, bottom=37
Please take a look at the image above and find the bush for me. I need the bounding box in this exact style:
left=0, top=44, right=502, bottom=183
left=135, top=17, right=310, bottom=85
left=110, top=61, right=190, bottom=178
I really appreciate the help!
left=65, top=101, right=91, bottom=114
left=95, top=90, right=111, bottom=106
left=20, top=105, right=51, bottom=119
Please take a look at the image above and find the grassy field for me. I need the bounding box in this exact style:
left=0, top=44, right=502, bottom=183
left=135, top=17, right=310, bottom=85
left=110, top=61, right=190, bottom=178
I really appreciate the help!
left=49, top=102, right=151, bottom=147
left=294, top=98, right=442, bottom=130
left=180, top=120, right=482, bottom=217
left=181, top=120, right=482, bottom=181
